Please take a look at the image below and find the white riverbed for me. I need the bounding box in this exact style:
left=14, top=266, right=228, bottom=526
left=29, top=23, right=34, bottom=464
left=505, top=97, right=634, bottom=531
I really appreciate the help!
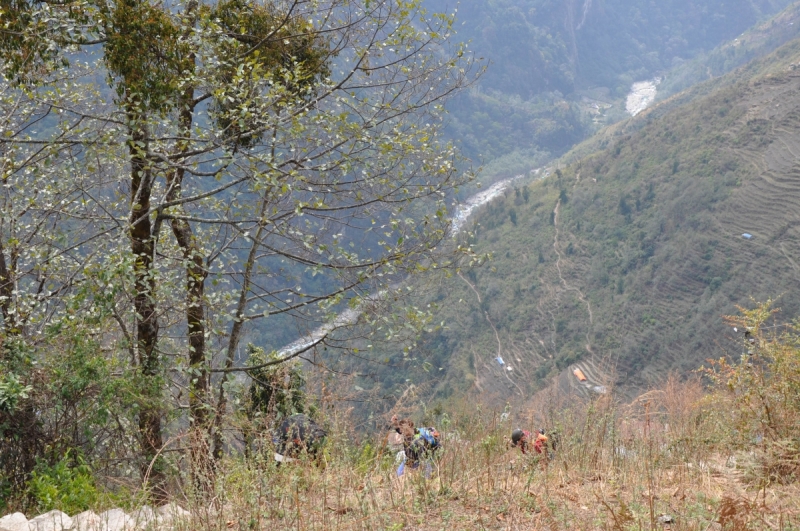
left=625, top=78, right=660, bottom=116
left=450, top=172, right=530, bottom=235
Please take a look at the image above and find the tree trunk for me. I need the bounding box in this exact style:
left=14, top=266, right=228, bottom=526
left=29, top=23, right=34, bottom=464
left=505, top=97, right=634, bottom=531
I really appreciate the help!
left=212, top=195, right=270, bottom=461
left=167, top=198, right=211, bottom=484
left=127, top=110, right=166, bottom=499
left=164, top=9, right=212, bottom=484
left=0, top=240, right=17, bottom=339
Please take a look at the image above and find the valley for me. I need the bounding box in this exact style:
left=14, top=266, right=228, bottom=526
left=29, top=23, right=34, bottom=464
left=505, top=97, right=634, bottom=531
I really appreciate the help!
left=4, top=0, right=800, bottom=526
left=333, top=36, right=800, bottom=419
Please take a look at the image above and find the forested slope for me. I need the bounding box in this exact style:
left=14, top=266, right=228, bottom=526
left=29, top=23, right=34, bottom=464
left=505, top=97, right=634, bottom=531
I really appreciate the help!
left=346, top=36, right=800, bottom=411
left=428, top=0, right=797, bottom=166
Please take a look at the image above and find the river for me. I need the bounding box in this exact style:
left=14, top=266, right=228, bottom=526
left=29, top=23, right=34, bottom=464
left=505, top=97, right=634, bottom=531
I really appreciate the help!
left=276, top=170, right=539, bottom=358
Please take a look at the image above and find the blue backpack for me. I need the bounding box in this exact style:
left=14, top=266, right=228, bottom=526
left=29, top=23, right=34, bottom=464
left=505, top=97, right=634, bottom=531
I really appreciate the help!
left=417, top=427, right=439, bottom=449
left=397, top=427, right=440, bottom=477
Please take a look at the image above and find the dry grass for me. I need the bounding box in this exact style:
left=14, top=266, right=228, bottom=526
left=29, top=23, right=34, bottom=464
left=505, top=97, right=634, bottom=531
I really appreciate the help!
left=167, top=378, right=799, bottom=531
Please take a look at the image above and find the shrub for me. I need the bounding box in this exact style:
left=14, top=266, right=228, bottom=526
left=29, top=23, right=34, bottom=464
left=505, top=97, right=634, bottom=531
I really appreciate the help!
left=0, top=373, right=31, bottom=413
left=29, top=452, right=98, bottom=514
left=1, top=330, right=134, bottom=510
left=244, top=344, right=315, bottom=422
left=704, top=300, right=800, bottom=483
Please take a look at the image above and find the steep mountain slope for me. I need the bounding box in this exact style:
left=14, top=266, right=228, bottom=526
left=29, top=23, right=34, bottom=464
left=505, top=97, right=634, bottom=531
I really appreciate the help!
left=562, top=30, right=800, bottom=170
left=348, top=36, right=800, bottom=410
left=253, top=4, right=800, bottom=370
left=428, top=0, right=797, bottom=164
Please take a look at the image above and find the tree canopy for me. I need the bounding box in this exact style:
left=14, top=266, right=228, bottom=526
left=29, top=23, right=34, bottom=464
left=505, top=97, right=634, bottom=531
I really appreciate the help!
left=0, top=0, right=479, bottom=500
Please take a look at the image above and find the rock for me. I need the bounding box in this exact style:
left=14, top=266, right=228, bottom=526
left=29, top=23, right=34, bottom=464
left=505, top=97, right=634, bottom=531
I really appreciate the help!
left=28, top=511, right=73, bottom=531
left=658, top=514, right=675, bottom=524
left=154, top=504, right=189, bottom=529
left=0, top=512, right=29, bottom=531
left=198, top=502, right=231, bottom=520
left=127, top=507, right=159, bottom=530
left=70, top=511, right=101, bottom=531
left=96, top=509, right=131, bottom=531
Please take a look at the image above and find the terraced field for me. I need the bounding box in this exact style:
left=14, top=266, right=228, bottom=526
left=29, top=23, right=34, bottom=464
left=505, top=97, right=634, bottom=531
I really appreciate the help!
left=399, top=39, right=800, bottom=408
left=559, top=66, right=800, bottom=388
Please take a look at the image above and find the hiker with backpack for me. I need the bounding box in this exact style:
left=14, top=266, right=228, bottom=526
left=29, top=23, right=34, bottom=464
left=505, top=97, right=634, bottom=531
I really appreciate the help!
left=405, top=427, right=441, bottom=464
left=534, top=428, right=561, bottom=467
left=510, top=428, right=532, bottom=454
left=396, top=424, right=442, bottom=477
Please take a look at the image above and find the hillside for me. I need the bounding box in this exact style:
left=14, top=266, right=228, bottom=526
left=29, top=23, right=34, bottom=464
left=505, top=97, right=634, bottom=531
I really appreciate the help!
left=338, top=35, right=800, bottom=413
left=428, top=0, right=797, bottom=165
left=562, top=27, right=800, bottom=177
left=247, top=2, right=800, bottom=365
left=4, top=0, right=800, bottom=522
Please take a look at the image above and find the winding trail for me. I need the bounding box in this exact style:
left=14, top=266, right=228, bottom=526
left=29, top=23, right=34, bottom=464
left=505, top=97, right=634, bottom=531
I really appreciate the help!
left=457, top=272, right=524, bottom=397
left=457, top=271, right=482, bottom=304
left=551, top=175, right=595, bottom=358
left=576, top=0, right=593, bottom=30
left=552, top=201, right=594, bottom=327
left=485, top=310, right=525, bottom=396
left=780, top=242, right=800, bottom=278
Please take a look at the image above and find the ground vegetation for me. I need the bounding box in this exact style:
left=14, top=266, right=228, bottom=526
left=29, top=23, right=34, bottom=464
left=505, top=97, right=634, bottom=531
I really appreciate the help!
left=8, top=304, right=799, bottom=529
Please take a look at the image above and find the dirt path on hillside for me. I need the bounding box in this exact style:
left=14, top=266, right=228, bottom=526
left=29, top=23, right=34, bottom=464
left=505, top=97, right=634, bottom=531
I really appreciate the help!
left=551, top=179, right=595, bottom=358
left=457, top=271, right=525, bottom=396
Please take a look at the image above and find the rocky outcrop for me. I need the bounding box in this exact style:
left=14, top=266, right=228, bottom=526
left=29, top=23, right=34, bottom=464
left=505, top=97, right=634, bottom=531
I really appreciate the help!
left=28, top=512, right=72, bottom=531
left=0, top=513, right=30, bottom=531
left=0, top=504, right=190, bottom=531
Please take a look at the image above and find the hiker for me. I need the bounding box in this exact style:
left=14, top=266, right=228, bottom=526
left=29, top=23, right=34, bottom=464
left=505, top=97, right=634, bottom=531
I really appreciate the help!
left=387, top=414, right=415, bottom=467
left=389, top=414, right=416, bottom=447
left=533, top=429, right=549, bottom=455
left=387, top=430, right=404, bottom=453
left=406, top=427, right=441, bottom=465
left=387, top=414, right=413, bottom=459
left=510, top=428, right=531, bottom=454
left=531, top=428, right=558, bottom=467
left=397, top=426, right=441, bottom=477
left=275, top=414, right=327, bottom=461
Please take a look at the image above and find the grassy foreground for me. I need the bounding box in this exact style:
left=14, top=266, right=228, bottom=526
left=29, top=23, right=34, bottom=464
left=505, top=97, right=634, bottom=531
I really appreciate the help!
left=168, top=302, right=799, bottom=530
left=9, top=303, right=798, bottom=530
left=188, top=370, right=799, bottom=530
left=191, top=386, right=798, bottom=530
